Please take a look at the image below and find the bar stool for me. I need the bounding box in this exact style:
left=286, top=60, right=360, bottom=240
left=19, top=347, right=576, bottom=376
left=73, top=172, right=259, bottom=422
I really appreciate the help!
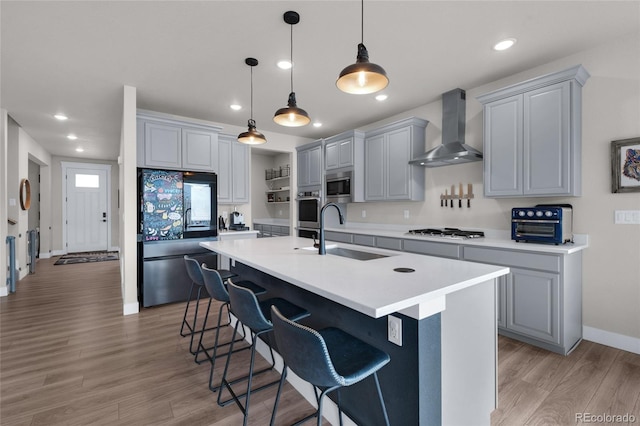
left=181, top=255, right=237, bottom=355
left=270, top=305, right=391, bottom=426
left=197, top=263, right=266, bottom=381
left=218, top=280, right=310, bottom=426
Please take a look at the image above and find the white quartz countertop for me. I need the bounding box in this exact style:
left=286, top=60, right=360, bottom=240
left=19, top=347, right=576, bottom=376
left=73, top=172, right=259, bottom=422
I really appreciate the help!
left=324, top=224, right=588, bottom=255
left=200, top=237, right=509, bottom=319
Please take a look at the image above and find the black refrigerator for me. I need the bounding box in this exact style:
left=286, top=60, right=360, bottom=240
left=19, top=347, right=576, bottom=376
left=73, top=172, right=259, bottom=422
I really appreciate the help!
left=137, top=169, right=218, bottom=307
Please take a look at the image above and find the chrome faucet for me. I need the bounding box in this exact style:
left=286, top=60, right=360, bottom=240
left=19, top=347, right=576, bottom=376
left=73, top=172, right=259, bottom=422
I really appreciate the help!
left=318, top=202, right=345, bottom=255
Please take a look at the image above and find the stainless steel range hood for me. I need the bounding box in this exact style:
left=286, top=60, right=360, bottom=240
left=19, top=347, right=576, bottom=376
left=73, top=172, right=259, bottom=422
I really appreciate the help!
left=410, top=88, right=483, bottom=167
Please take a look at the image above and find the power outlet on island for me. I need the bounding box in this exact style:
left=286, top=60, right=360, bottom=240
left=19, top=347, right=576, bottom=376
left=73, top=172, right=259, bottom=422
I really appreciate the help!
left=388, top=315, right=402, bottom=346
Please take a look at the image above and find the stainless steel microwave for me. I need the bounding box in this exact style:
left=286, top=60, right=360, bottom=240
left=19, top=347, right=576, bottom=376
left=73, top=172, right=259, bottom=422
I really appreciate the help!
left=326, top=171, right=352, bottom=203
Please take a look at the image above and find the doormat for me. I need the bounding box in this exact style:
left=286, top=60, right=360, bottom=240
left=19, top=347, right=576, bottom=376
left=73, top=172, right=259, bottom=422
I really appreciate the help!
left=54, top=251, right=119, bottom=265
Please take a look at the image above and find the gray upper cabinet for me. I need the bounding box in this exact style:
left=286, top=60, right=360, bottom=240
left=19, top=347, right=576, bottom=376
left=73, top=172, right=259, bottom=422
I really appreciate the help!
left=218, top=134, right=249, bottom=204
left=137, top=110, right=222, bottom=172
left=297, top=140, right=323, bottom=188
left=324, top=130, right=364, bottom=171
left=364, top=117, right=427, bottom=201
left=477, top=65, right=589, bottom=197
left=181, top=128, right=219, bottom=172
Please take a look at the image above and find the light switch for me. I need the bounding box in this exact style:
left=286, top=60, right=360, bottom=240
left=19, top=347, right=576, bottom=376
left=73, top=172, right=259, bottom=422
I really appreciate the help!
left=614, top=210, right=640, bottom=224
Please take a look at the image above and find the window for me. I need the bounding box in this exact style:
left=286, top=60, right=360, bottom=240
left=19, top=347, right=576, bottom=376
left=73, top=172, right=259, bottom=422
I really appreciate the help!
left=75, top=174, right=99, bottom=188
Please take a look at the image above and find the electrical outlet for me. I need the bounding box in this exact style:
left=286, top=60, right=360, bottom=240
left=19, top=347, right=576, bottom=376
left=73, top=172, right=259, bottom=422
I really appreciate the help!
left=362, top=209, right=367, bottom=218
left=403, top=210, right=410, bottom=219
left=388, top=315, right=402, bottom=346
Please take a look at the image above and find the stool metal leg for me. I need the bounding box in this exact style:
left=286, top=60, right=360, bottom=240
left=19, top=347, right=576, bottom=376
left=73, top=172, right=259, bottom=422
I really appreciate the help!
left=188, top=286, right=203, bottom=354
left=179, top=281, right=195, bottom=336
left=373, top=372, right=391, bottom=426
left=195, top=297, right=249, bottom=365
left=217, top=324, right=280, bottom=425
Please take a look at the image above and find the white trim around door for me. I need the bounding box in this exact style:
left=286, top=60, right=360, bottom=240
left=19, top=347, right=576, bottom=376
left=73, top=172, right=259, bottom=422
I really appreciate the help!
left=61, top=162, right=112, bottom=253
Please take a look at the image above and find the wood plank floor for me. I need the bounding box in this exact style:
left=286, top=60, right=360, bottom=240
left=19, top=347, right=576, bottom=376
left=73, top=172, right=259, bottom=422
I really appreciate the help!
left=1, top=257, right=639, bottom=425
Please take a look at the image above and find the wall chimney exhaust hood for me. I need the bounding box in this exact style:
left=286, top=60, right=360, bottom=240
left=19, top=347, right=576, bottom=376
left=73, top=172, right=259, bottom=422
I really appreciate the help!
left=410, top=88, right=483, bottom=167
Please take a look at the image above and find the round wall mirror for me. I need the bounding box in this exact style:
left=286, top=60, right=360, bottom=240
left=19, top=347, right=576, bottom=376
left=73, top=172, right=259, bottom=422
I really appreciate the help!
left=20, top=178, right=31, bottom=210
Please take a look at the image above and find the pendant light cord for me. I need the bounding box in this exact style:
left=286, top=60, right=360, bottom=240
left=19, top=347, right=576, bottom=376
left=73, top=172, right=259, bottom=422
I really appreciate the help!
left=289, top=23, right=294, bottom=93
left=250, top=65, right=254, bottom=121
left=361, top=0, right=364, bottom=44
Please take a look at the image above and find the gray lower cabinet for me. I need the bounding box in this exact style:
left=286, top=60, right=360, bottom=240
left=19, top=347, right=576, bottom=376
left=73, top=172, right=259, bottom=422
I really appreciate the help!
left=253, top=223, right=289, bottom=238
left=477, top=65, right=589, bottom=197
left=463, top=245, right=581, bottom=355
left=353, top=234, right=375, bottom=247
left=218, top=134, right=249, bottom=204
left=403, top=239, right=460, bottom=259
left=507, top=267, right=560, bottom=344
left=297, top=141, right=323, bottom=188
left=137, top=111, right=222, bottom=171
left=364, top=117, right=428, bottom=201
left=324, top=231, right=353, bottom=244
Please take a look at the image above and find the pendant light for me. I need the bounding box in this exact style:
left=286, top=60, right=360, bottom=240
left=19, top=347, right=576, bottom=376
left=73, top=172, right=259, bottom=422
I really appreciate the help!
left=273, top=11, right=311, bottom=127
left=238, top=57, right=267, bottom=145
left=336, top=0, right=389, bottom=95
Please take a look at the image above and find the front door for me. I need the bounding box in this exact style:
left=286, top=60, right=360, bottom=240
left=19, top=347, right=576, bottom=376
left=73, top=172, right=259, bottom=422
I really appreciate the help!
left=66, top=166, right=109, bottom=253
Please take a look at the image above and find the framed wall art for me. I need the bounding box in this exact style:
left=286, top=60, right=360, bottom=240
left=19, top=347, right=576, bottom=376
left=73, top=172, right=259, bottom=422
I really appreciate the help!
left=611, top=137, right=640, bottom=193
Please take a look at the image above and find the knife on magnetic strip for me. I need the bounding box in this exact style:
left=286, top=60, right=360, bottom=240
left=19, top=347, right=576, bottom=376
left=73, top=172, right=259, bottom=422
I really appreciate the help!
left=450, top=185, right=455, bottom=208
left=467, top=183, right=473, bottom=207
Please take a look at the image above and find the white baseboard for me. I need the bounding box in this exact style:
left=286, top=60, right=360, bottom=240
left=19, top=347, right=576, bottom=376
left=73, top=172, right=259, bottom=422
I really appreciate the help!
left=583, top=326, right=640, bottom=355
left=52, top=249, right=65, bottom=256
left=123, top=302, right=139, bottom=315
left=0, top=285, right=8, bottom=297
left=39, top=253, right=51, bottom=259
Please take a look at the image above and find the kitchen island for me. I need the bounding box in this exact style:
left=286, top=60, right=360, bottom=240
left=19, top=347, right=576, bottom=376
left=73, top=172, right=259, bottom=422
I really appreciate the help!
left=200, top=237, right=510, bottom=425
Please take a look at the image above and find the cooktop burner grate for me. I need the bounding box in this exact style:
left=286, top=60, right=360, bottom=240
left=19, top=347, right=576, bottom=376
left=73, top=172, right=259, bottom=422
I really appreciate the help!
left=407, top=227, right=485, bottom=239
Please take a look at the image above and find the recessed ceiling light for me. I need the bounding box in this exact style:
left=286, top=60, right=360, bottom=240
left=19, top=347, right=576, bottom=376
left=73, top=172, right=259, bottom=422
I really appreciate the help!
left=230, top=104, right=242, bottom=111
left=54, top=114, right=68, bottom=121
left=313, top=122, right=322, bottom=128
left=277, top=60, right=292, bottom=70
left=375, top=94, right=388, bottom=101
left=493, top=38, right=517, bottom=51
left=67, top=134, right=78, bottom=140
left=75, top=147, right=84, bottom=152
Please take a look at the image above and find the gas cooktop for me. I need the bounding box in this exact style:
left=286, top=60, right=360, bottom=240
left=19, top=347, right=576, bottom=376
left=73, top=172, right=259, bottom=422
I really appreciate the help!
left=406, top=227, right=485, bottom=239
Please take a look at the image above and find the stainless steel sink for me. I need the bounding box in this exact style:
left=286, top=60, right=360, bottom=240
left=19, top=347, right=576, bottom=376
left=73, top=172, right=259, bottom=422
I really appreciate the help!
left=325, top=247, right=389, bottom=261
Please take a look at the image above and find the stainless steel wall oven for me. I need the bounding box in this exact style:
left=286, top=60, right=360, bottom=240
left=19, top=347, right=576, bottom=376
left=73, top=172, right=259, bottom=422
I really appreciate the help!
left=297, top=196, right=321, bottom=229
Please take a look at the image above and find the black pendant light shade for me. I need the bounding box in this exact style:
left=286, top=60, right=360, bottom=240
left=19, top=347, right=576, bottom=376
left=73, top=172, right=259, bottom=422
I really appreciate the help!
left=336, top=0, right=389, bottom=95
left=273, top=11, right=310, bottom=127
left=238, top=57, right=266, bottom=145
left=337, top=43, right=389, bottom=94
left=238, top=119, right=266, bottom=145
left=273, top=92, right=310, bottom=127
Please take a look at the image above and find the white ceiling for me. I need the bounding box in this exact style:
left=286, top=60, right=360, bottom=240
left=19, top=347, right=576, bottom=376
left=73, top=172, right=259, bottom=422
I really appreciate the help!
left=2, top=1, right=639, bottom=160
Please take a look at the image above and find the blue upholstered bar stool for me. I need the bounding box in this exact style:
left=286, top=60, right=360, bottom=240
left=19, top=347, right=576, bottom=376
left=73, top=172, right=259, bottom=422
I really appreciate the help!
left=182, top=256, right=237, bottom=356
left=270, top=306, right=391, bottom=426
left=218, top=280, right=310, bottom=426
left=198, top=264, right=266, bottom=383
